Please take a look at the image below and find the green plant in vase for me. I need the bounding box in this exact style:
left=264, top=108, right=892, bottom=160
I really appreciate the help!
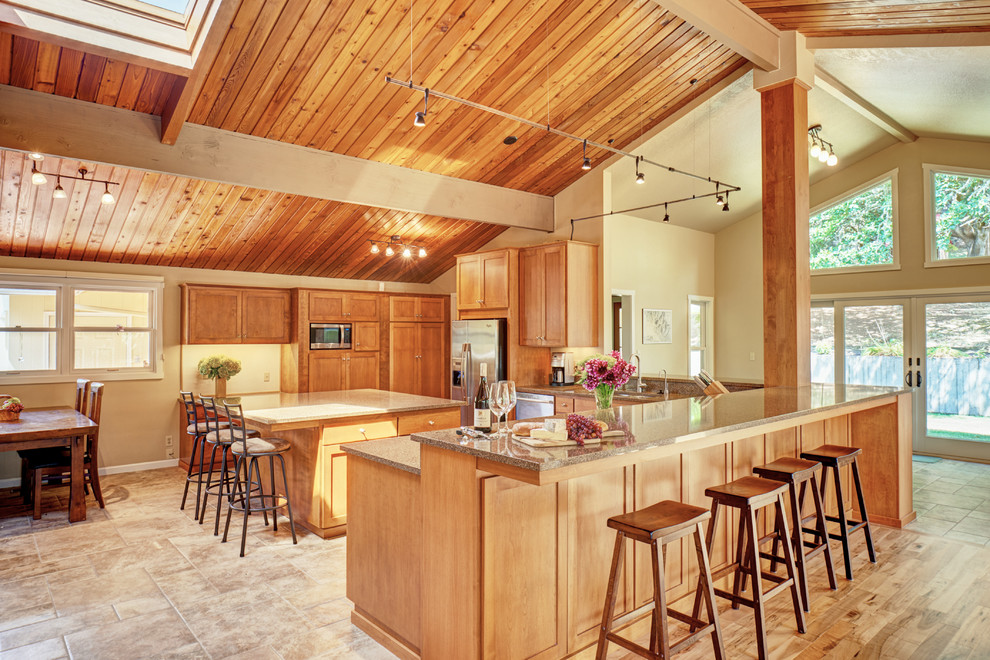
left=575, top=351, right=637, bottom=410
left=197, top=354, right=242, bottom=399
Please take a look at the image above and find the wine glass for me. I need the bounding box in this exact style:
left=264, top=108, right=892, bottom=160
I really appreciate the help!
left=488, top=384, right=507, bottom=435
left=492, top=381, right=517, bottom=435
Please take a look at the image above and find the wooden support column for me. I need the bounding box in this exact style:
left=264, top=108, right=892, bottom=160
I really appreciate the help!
left=755, top=32, right=814, bottom=388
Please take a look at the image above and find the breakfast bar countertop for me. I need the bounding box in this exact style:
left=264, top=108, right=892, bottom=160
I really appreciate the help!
left=411, top=384, right=911, bottom=474
left=234, top=389, right=465, bottom=427
left=342, top=436, right=421, bottom=475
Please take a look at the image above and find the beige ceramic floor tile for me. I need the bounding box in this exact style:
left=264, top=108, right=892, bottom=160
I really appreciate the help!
left=0, top=536, right=38, bottom=562
left=0, top=576, right=54, bottom=622
left=0, top=636, right=67, bottom=660
left=63, top=608, right=200, bottom=659
left=926, top=505, right=975, bottom=523
left=0, top=606, right=118, bottom=652
left=32, top=521, right=126, bottom=562
left=47, top=567, right=164, bottom=616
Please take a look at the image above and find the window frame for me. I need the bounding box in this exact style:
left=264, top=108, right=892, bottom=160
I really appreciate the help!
left=687, top=295, right=714, bottom=375
left=0, top=271, right=164, bottom=384
left=923, top=163, right=990, bottom=268
left=809, top=169, right=900, bottom=275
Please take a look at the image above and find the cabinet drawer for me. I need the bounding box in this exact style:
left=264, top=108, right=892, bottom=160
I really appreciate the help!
left=573, top=397, right=596, bottom=412
left=555, top=397, right=574, bottom=414
left=321, top=418, right=397, bottom=444
left=397, top=408, right=462, bottom=435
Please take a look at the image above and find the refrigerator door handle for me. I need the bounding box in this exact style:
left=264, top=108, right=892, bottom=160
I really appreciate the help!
left=462, top=343, right=472, bottom=402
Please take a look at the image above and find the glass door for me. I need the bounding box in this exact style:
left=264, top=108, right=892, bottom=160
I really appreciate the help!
left=837, top=301, right=909, bottom=388
left=914, top=295, right=990, bottom=462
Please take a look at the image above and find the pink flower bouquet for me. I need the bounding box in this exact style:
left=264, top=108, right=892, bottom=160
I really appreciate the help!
left=575, top=352, right=637, bottom=409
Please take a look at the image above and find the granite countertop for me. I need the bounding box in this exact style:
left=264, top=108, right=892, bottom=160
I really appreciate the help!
left=342, top=436, right=421, bottom=475
left=410, top=384, right=910, bottom=473
left=236, top=389, right=465, bottom=426
left=519, top=376, right=762, bottom=401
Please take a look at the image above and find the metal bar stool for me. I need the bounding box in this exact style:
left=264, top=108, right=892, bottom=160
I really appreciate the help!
left=691, top=476, right=805, bottom=660
left=596, top=500, right=724, bottom=660
left=198, top=396, right=260, bottom=535
left=222, top=402, right=297, bottom=556
left=179, top=391, right=230, bottom=519
left=753, top=457, right=837, bottom=611
left=800, top=444, right=876, bottom=580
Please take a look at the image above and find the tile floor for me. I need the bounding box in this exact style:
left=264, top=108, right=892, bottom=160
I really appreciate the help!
left=0, top=456, right=986, bottom=659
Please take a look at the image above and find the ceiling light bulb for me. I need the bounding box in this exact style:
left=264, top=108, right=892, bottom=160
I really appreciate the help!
left=715, top=195, right=725, bottom=207
left=635, top=172, right=645, bottom=184
left=418, top=247, right=427, bottom=258
left=101, top=186, right=115, bottom=205
left=370, top=243, right=380, bottom=254
left=28, top=152, right=44, bottom=162
left=810, top=143, right=821, bottom=158
left=581, top=157, right=591, bottom=171
left=385, top=246, right=394, bottom=257
left=402, top=247, right=412, bottom=258
left=413, top=111, right=426, bottom=127
left=826, top=153, right=838, bottom=167
left=818, top=149, right=829, bottom=163
left=53, top=183, right=66, bottom=199
left=31, top=169, right=47, bottom=185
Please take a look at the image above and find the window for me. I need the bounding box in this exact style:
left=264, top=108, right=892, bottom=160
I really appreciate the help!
left=0, top=273, right=162, bottom=382
left=810, top=173, right=897, bottom=272
left=926, top=165, right=990, bottom=264
left=688, top=296, right=713, bottom=374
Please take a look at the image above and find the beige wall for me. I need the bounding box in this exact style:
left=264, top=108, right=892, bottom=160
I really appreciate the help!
left=0, top=256, right=449, bottom=481
left=713, top=136, right=990, bottom=381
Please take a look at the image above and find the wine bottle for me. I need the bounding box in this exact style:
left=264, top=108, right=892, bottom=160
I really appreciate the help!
left=473, top=363, right=492, bottom=432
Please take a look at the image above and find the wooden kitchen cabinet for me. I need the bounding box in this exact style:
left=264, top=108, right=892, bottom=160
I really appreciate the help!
left=309, top=291, right=379, bottom=321
left=456, top=250, right=509, bottom=310
left=309, top=352, right=379, bottom=391
left=390, top=296, right=446, bottom=322
left=389, top=322, right=445, bottom=398
left=181, top=284, right=290, bottom=344
left=353, top=322, right=379, bottom=351
left=519, top=241, right=598, bottom=347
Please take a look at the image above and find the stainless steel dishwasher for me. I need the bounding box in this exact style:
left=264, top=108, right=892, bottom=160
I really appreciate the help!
left=515, top=392, right=555, bottom=420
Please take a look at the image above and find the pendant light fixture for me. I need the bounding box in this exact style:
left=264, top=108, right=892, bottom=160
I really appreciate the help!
left=369, top=235, right=427, bottom=259
left=27, top=155, right=119, bottom=204
left=101, top=183, right=115, bottom=205
left=714, top=184, right=724, bottom=207
left=413, top=88, right=429, bottom=127
left=581, top=139, right=591, bottom=170
left=721, top=192, right=730, bottom=212
left=31, top=166, right=47, bottom=185
left=385, top=245, right=395, bottom=257
left=662, top=203, right=669, bottom=223
left=53, top=177, right=66, bottom=199
left=635, top=157, right=645, bottom=184
left=808, top=125, right=838, bottom=167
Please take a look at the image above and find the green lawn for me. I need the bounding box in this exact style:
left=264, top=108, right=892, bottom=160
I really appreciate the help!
left=927, top=413, right=990, bottom=442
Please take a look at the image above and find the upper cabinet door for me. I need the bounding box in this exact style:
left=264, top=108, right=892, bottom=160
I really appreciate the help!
left=481, top=251, right=509, bottom=308
left=309, top=291, right=345, bottom=321
left=184, top=287, right=242, bottom=344
left=353, top=322, right=380, bottom=352
left=242, top=289, right=291, bottom=343
left=541, top=243, right=567, bottom=346
left=347, top=294, right=380, bottom=321
left=390, top=297, right=420, bottom=322
left=518, top=248, right=546, bottom=346
left=418, top=297, right=446, bottom=322
left=418, top=323, right=447, bottom=398
left=457, top=255, right=482, bottom=310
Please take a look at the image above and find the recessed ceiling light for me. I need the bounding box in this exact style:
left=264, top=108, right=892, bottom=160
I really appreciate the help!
left=503, top=136, right=517, bottom=145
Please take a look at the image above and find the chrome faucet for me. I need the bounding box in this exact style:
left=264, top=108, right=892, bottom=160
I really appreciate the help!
left=630, top=353, right=643, bottom=392
left=661, top=369, right=668, bottom=397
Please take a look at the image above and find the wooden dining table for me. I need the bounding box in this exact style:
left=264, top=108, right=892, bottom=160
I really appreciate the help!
left=0, top=408, right=98, bottom=522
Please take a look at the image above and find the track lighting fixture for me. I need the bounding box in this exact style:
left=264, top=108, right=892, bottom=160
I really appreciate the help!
left=808, top=125, right=838, bottom=167
left=662, top=203, right=669, bottom=224
left=635, top=157, right=645, bottom=184
left=721, top=192, right=730, bottom=212
left=581, top=139, right=591, bottom=171
left=27, top=157, right=119, bottom=204
left=413, top=88, right=429, bottom=127
left=368, top=235, right=427, bottom=259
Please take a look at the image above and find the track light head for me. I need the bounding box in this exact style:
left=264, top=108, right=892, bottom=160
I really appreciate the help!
left=826, top=152, right=838, bottom=167
left=722, top=193, right=730, bottom=212
left=413, top=111, right=426, bottom=127
left=715, top=195, right=725, bottom=207
left=370, top=243, right=380, bottom=254
left=635, top=172, right=645, bottom=184
left=662, top=214, right=669, bottom=223
left=810, top=142, right=821, bottom=158
left=385, top=245, right=394, bottom=257
left=402, top=247, right=412, bottom=258
left=53, top=181, right=66, bottom=199
left=31, top=168, right=47, bottom=185
left=581, top=157, right=591, bottom=171
left=101, top=184, right=115, bottom=205
left=28, top=152, right=44, bottom=162
left=818, top=149, right=829, bottom=163
left=418, top=247, right=427, bottom=258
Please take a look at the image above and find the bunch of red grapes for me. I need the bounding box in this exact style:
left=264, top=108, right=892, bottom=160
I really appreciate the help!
left=566, top=414, right=603, bottom=445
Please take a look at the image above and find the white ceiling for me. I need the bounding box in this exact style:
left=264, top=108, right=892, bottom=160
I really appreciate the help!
left=606, top=71, right=897, bottom=234
left=815, top=47, right=990, bottom=141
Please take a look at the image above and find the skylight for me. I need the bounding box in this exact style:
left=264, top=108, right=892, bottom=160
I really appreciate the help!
left=134, top=0, right=191, bottom=15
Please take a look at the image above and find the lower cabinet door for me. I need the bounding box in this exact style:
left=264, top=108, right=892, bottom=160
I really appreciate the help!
left=322, top=444, right=348, bottom=528
left=309, top=354, right=345, bottom=391
left=389, top=323, right=420, bottom=394
left=347, top=353, right=379, bottom=390
left=418, top=323, right=446, bottom=398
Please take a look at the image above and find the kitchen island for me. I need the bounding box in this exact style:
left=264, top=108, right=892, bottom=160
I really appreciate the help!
left=345, top=384, right=913, bottom=659
left=235, top=389, right=462, bottom=538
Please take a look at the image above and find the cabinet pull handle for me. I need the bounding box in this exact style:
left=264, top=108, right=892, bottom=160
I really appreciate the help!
left=428, top=420, right=435, bottom=425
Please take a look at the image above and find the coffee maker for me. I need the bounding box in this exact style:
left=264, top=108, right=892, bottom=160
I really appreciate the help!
left=551, top=352, right=575, bottom=386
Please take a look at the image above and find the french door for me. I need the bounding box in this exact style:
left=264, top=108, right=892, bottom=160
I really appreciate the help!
left=812, top=295, right=990, bottom=463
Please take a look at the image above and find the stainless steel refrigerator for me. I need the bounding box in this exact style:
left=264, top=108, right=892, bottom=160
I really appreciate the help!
left=451, top=319, right=507, bottom=426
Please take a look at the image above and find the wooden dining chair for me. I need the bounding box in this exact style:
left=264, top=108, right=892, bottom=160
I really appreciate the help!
left=24, top=382, right=105, bottom=519
left=20, top=379, right=90, bottom=504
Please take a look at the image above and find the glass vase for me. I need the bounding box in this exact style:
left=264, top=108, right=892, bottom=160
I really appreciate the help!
left=595, top=385, right=615, bottom=410
left=214, top=377, right=227, bottom=399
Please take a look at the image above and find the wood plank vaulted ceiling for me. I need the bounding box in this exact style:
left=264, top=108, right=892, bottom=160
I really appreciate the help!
left=1, top=0, right=988, bottom=281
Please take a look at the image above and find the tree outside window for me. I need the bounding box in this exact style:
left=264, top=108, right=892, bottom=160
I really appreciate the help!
left=932, top=170, right=990, bottom=260
left=810, top=178, right=894, bottom=270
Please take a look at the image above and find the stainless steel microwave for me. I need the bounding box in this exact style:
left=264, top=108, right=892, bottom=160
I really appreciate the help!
left=310, top=323, right=352, bottom=350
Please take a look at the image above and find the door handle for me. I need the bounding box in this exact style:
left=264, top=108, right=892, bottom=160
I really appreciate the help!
left=916, top=370, right=922, bottom=387
left=906, top=371, right=913, bottom=387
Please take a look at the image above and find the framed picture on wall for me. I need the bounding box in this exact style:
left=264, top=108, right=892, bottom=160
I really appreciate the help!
left=643, top=308, right=672, bottom=344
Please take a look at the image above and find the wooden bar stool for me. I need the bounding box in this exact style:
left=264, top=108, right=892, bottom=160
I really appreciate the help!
left=691, top=477, right=805, bottom=660
left=800, top=445, right=876, bottom=580
left=753, top=457, right=837, bottom=611
left=596, top=500, right=724, bottom=660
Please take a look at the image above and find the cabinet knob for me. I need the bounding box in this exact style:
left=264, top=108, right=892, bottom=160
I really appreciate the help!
left=476, top=299, right=483, bottom=304
left=428, top=420, right=435, bottom=426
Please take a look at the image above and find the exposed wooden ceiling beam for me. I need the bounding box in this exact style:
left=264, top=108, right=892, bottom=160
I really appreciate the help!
left=0, top=2, right=192, bottom=75
left=160, top=0, right=240, bottom=145
left=807, top=31, right=990, bottom=50
left=815, top=67, right=916, bottom=143
left=650, top=0, right=780, bottom=71
left=0, top=85, right=553, bottom=231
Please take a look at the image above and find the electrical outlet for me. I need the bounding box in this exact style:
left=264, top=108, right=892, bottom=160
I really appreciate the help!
left=167, top=447, right=175, bottom=458
left=165, top=434, right=173, bottom=447
left=749, top=352, right=756, bottom=361
left=263, top=372, right=271, bottom=383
